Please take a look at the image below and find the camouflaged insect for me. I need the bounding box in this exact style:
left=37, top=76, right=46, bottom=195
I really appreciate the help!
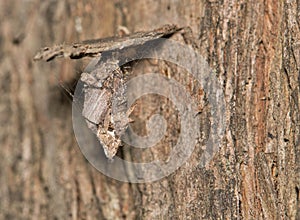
left=34, top=24, right=182, bottom=159
left=81, top=58, right=132, bottom=159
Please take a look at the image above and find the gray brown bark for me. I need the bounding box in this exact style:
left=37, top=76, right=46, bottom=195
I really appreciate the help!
left=0, top=0, right=299, bottom=219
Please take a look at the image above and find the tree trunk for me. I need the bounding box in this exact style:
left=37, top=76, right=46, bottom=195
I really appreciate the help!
left=0, top=0, right=299, bottom=219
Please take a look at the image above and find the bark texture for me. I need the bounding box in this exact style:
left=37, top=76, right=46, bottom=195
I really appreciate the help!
left=0, top=0, right=299, bottom=219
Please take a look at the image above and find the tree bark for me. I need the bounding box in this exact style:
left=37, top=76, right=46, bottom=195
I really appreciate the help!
left=0, top=0, right=299, bottom=219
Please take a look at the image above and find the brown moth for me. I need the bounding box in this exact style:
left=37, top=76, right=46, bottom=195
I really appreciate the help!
left=80, top=60, right=130, bottom=160
left=34, top=24, right=182, bottom=159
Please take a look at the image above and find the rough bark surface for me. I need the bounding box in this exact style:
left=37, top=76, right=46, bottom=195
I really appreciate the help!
left=0, top=0, right=299, bottom=219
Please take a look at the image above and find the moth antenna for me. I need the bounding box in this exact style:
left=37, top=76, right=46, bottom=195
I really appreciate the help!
left=58, top=80, right=74, bottom=99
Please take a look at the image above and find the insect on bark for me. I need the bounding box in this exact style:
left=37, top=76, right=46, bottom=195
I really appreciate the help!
left=34, top=24, right=182, bottom=159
